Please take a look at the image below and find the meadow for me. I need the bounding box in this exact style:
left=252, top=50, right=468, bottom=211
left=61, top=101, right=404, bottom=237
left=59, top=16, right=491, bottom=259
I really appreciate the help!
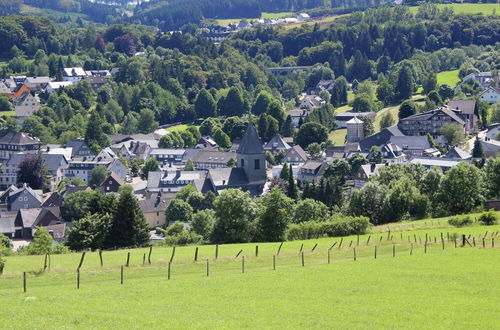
left=409, top=3, right=499, bottom=16
left=0, top=218, right=498, bottom=328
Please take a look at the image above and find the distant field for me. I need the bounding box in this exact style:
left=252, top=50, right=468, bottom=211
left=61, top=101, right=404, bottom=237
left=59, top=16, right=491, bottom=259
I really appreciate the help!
left=1, top=221, right=498, bottom=328
left=165, top=124, right=199, bottom=133
left=437, top=69, right=461, bottom=87
left=20, top=5, right=88, bottom=20
left=216, top=12, right=294, bottom=25
left=374, top=104, right=399, bottom=132
left=261, top=12, right=294, bottom=19
left=284, top=14, right=348, bottom=29
left=409, top=3, right=499, bottom=15
left=329, top=128, right=346, bottom=145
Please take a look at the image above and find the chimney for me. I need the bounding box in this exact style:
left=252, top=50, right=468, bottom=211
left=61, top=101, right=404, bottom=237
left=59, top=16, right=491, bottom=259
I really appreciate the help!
left=370, top=163, right=376, bottom=173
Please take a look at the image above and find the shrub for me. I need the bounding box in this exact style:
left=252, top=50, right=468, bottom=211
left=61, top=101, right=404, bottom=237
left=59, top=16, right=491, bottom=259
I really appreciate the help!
left=0, top=234, right=12, bottom=249
left=448, top=216, right=474, bottom=227
left=478, top=211, right=498, bottom=226
left=162, top=231, right=203, bottom=246
left=286, top=216, right=370, bottom=241
left=0, top=257, right=4, bottom=275
left=51, top=244, right=70, bottom=255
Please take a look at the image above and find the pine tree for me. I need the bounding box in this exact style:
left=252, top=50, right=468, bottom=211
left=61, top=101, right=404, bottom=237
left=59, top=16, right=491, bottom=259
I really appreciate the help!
left=105, top=186, right=149, bottom=249
left=396, top=66, right=414, bottom=100
left=194, top=89, right=217, bottom=119
left=281, top=115, right=294, bottom=137
left=287, top=164, right=298, bottom=199
left=85, top=111, right=110, bottom=150
left=280, top=163, right=289, bottom=180
left=472, top=137, right=484, bottom=158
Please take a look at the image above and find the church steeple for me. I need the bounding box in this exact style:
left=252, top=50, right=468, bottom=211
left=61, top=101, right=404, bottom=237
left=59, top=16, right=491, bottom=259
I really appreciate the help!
left=237, top=122, right=267, bottom=182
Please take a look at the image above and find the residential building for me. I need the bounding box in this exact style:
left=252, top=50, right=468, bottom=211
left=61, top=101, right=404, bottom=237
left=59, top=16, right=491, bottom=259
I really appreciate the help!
left=196, top=136, right=218, bottom=149
left=0, top=130, right=41, bottom=161
left=336, top=112, right=376, bottom=129
left=139, top=192, right=172, bottom=228
left=359, top=126, right=404, bottom=152
left=110, top=140, right=151, bottom=160
left=65, top=139, right=94, bottom=158
left=23, top=77, right=51, bottom=91
left=8, top=183, right=42, bottom=211
left=99, top=172, right=124, bottom=194
left=65, top=149, right=127, bottom=184
left=444, top=147, right=472, bottom=160
left=298, top=160, right=326, bottom=183
left=485, top=123, right=500, bottom=141
left=388, top=136, right=431, bottom=157
left=380, top=143, right=406, bottom=163
left=299, top=94, right=326, bottom=110
left=150, top=148, right=186, bottom=166
left=147, top=170, right=206, bottom=193
left=63, top=67, right=88, bottom=83
left=192, top=150, right=236, bottom=170
left=14, top=92, right=41, bottom=125
left=283, top=145, right=308, bottom=165
left=263, top=135, right=291, bottom=154
left=398, top=107, right=465, bottom=137
left=478, top=87, right=500, bottom=104
left=480, top=139, right=500, bottom=158
left=409, top=157, right=463, bottom=171
left=462, top=72, right=497, bottom=89
left=286, top=108, right=312, bottom=127
left=13, top=207, right=63, bottom=239
left=447, top=100, right=478, bottom=133
left=0, top=211, right=17, bottom=238
left=44, top=81, right=72, bottom=94
left=84, top=75, right=109, bottom=90
left=354, top=163, right=385, bottom=188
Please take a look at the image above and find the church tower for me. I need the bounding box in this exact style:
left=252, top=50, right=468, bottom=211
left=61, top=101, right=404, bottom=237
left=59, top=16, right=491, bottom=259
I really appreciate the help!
left=237, top=122, right=267, bottom=182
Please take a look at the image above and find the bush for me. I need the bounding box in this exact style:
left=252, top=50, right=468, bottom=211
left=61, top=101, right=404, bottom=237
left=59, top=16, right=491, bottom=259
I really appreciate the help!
left=51, top=244, right=70, bottom=255
left=286, top=216, right=370, bottom=241
left=0, top=257, right=4, bottom=275
left=0, top=234, right=12, bottom=249
left=448, top=216, right=474, bottom=227
left=478, top=211, right=498, bottom=226
left=157, top=222, right=204, bottom=246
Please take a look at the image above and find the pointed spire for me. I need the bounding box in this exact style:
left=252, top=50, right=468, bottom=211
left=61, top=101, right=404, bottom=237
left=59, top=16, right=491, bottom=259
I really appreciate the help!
left=237, top=122, right=264, bottom=154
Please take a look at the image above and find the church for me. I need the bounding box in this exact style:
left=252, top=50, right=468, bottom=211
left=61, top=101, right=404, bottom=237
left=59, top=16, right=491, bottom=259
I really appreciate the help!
left=206, top=122, right=268, bottom=196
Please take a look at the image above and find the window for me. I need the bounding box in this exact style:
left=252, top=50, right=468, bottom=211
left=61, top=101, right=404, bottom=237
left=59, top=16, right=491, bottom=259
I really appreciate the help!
left=254, top=159, right=260, bottom=170
left=19, top=197, right=22, bottom=201
left=241, top=159, right=245, bottom=167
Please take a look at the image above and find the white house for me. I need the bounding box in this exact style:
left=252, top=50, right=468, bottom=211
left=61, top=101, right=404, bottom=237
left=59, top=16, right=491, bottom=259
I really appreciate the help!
left=297, top=13, right=310, bottom=22
left=44, top=81, right=73, bottom=94
left=478, top=87, right=500, bottom=104
left=14, top=93, right=41, bottom=125
left=63, top=67, right=88, bottom=83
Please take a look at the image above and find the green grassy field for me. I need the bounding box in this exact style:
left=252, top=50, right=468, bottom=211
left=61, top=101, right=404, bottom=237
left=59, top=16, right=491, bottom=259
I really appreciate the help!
left=329, top=128, right=346, bottom=145
left=1, top=220, right=498, bottom=328
left=20, top=5, right=89, bottom=20
left=216, top=12, right=294, bottom=25
left=165, top=124, right=200, bottom=133
left=409, top=3, right=499, bottom=15
left=0, top=111, right=15, bottom=117
left=284, top=14, right=348, bottom=29
left=437, top=69, right=461, bottom=87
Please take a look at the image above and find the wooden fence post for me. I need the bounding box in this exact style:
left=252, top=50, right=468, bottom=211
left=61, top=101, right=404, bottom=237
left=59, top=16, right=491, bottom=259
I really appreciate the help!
left=492, top=238, right=495, bottom=248
left=366, top=236, right=371, bottom=245
left=330, top=242, right=337, bottom=250
left=424, top=241, right=427, bottom=254
left=148, top=246, right=152, bottom=265
left=454, top=238, right=457, bottom=248
left=338, top=237, right=343, bottom=249
left=206, top=259, right=209, bottom=277
left=393, top=244, right=395, bottom=257
left=328, top=249, right=331, bottom=264
left=235, top=249, right=243, bottom=258
left=410, top=243, right=413, bottom=256
left=43, top=254, right=48, bottom=272
left=23, top=272, right=26, bottom=293
left=301, top=252, right=304, bottom=267
left=99, top=250, right=103, bottom=267
left=311, top=243, right=318, bottom=252
left=142, top=253, right=146, bottom=265
left=414, top=234, right=417, bottom=243
left=48, top=254, right=51, bottom=271
left=168, top=262, right=171, bottom=280
left=379, top=236, right=383, bottom=244
left=126, top=252, right=130, bottom=267
left=374, top=246, right=377, bottom=259
left=357, top=235, right=359, bottom=246
left=273, top=255, right=276, bottom=270
left=194, top=247, right=199, bottom=262
left=447, top=232, right=450, bottom=242
left=215, top=244, right=219, bottom=259
left=442, top=238, right=445, bottom=250
left=120, top=265, right=124, bottom=284
left=353, top=248, right=356, bottom=261
left=482, top=238, right=485, bottom=248
left=77, top=268, right=80, bottom=289
left=255, top=245, right=259, bottom=257
left=473, top=237, right=476, bottom=247
left=242, top=256, right=245, bottom=273
left=299, top=243, right=304, bottom=253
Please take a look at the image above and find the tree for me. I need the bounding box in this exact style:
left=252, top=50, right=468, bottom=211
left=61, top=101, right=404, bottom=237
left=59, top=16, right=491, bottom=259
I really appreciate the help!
left=441, top=124, right=464, bottom=145
left=212, top=128, right=231, bottom=149
left=330, top=76, right=348, bottom=107
left=307, top=142, right=322, bottom=159
left=347, top=182, right=387, bottom=224
left=61, top=190, right=96, bottom=221
left=190, top=209, right=215, bottom=240
left=396, top=66, right=414, bottom=100
left=66, top=214, right=111, bottom=251
left=280, top=163, right=290, bottom=180
left=358, top=115, right=374, bottom=137
left=0, top=233, right=12, bottom=249
left=142, top=158, right=159, bottom=179
left=17, top=154, right=49, bottom=190
left=376, top=78, right=394, bottom=105
left=379, top=112, right=394, bottom=129
left=257, top=188, right=293, bottom=242
left=212, top=189, right=257, bottom=243
left=483, top=158, right=500, bottom=199
left=398, top=100, right=417, bottom=119
left=427, top=90, right=443, bottom=106
left=0, top=96, right=11, bottom=111
left=252, top=91, right=273, bottom=116
left=472, top=138, right=484, bottom=158
left=438, top=162, right=482, bottom=215
left=199, top=118, right=220, bottom=136
left=137, top=108, right=158, bottom=134
left=184, top=159, right=195, bottom=171
left=287, top=164, right=298, bottom=199
left=281, top=115, right=294, bottom=137
left=25, top=227, right=52, bottom=255
left=165, top=199, right=193, bottom=223
left=89, top=166, right=107, bottom=187
left=352, top=95, right=374, bottom=113
left=219, top=87, right=246, bottom=117
left=422, top=73, right=437, bottom=95
left=194, top=89, right=217, bottom=119
left=105, top=185, right=150, bottom=248
left=85, top=111, right=110, bottom=150
left=293, top=199, right=329, bottom=223
left=295, top=122, right=328, bottom=148
left=438, top=84, right=454, bottom=101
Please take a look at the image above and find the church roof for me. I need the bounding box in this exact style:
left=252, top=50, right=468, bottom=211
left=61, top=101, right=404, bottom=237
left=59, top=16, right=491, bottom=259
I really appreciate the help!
left=237, top=122, right=264, bottom=154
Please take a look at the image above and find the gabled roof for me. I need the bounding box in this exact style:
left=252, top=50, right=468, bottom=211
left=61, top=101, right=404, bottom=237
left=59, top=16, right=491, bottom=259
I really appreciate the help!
left=401, top=107, right=465, bottom=125
left=208, top=167, right=249, bottom=186
left=100, top=172, right=124, bottom=187
left=63, top=67, right=87, bottom=77
left=264, top=135, right=291, bottom=150
left=0, top=130, right=40, bottom=145
left=139, top=192, right=171, bottom=213
left=284, top=145, right=308, bottom=161
left=192, top=150, right=236, bottom=164
left=237, top=122, right=264, bottom=154
left=389, top=136, right=430, bottom=150
left=479, top=86, right=500, bottom=96
left=444, top=146, right=472, bottom=160
left=359, top=126, right=404, bottom=152
left=447, top=100, right=476, bottom=115
left=9, top=184, right=42, bottom=203
left=42, top=192, right=64, bottom=208
left=346, top=116, right=363, bottom=124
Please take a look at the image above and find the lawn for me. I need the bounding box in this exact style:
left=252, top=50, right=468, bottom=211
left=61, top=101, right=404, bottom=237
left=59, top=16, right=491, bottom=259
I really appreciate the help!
left=0, top=111, right=15, bottom=117
left=374, top=104, right=399, bottom=132
left=329, top=128, right=346, bottom=145
left=0, top=220, right=498, bottom=328
left=409, top=3, right=499, bottom=15
left=261, top=12, right=294, bottom=19
left=216, top=12, right=294, bottom=25
left=165, top=124, right=199, bottom=133
left=284, top=14, right=348, bottom=29
left=437, top=69, right=461, bottom=87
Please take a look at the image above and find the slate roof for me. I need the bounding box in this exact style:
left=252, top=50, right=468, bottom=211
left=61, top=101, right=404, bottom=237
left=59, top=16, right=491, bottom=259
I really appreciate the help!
left=0, top=130, right=40, bottom=146
left=389, top=136, right=430, bottom=150
left=359, top=164, right=385, bottom=179
left=9, top=184, right=42, bottom=203
left=66, top=139, right=92, bottom=157
left=402, top=107, right=465, bottom=125
left=336, top=112, right=376, bottom=120
left=447, top=100, right=476, bottom=115
left=264, top=135, right=291, bottom=150
left=409, top=157, right=462, bottom=169
left=139, top=192, right=171, bottom=213
left=444, top=147, right=472, bottom=160
left=0, top=211, right=16, bottom=234
left=192, top=150, right=236, bottom=164
left=284, top=145, right=308, bottom=161
left=44, top=223, right=66, bottom=240
left=42, top=192, right=64, bottom=208
left=101, top=172, right=125, bottom=186
left=208, top=167, right=249, bottom=186
left=359, top=126, right=404, bottom=152
left=237, top=122, right=264, bottom=154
